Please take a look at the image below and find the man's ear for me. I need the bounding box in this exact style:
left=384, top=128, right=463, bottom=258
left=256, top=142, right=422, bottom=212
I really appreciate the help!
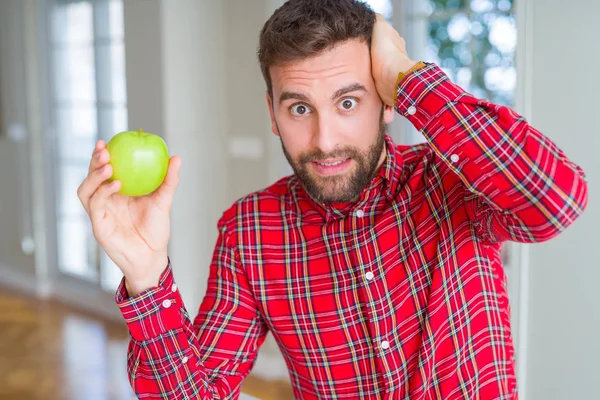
left=383, top=104, right=395, bottom=125
left=266, top=91, right=280, bottom=136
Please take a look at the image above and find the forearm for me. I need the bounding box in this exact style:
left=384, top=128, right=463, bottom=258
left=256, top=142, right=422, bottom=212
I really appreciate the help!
left=394, top=62, right=588, bottom=242
left=118, top=262, right=223, bottom=398
left=116, top=221, right=267, bottom=399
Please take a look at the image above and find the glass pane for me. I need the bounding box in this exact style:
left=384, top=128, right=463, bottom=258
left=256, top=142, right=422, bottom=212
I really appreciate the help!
left=52, top=46, right=96, bottom=104
left=98, top=106, right=128, bottom=139
left=57, top=217, right=98, bottom=282
left=51, top=1, right=94, bottom=45
left=56, top=105, right=98, bottom=140
left=96, top=43, right=127, bottom=105
left=72, top=106, right=98, bottom=137
left=113, top=106, right=128, bottom=133
left=95, top=44, right=113, bottom=104
left=423, top=1, right=515, bottom=105
left=57, top=135, right=95, bottom=163
left=403, top=0, right=515, bottom=145
left=100, top=251, right=124, bottom=292
left=362, top=0, right=393, bottom=19
left=430, top=0, right=469, bottom=12
left=497, top=0, right=512, bottom=11
left=93, top=0, right=112, bottom=40
left=57, top=165, right=88, bottom=217
left=111, top=42, right=127, bottom=105
left=406, top=0, right=434, bottom=17
left=109, top=0, right=125, bottom=38
left=470, top=0, right=494, bottom=13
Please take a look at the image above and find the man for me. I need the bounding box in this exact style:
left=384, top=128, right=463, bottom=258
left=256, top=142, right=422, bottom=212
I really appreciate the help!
left=77, top=0, right=588, bottom=399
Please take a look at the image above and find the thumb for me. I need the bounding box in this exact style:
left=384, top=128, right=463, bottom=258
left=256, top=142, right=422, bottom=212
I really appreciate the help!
left=154, top=155, right=181, bottom=208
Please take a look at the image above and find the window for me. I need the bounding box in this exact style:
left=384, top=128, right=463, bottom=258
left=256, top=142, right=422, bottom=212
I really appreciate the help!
left=362, top=0, right=393, bottom=19
left=49, top=0, right=127, bottom=291
left=401, top=0, right=516, bottom=143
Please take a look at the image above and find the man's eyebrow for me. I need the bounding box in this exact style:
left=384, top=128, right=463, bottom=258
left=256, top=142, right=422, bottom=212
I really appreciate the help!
left=278, top=83, right=368, bottom=106
left=331, top=83, right=368, bottom=100
left=279, top=91, right=310, bottom=105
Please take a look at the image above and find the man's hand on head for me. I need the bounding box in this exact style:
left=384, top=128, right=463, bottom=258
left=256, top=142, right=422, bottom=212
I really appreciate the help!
left=371, top=13, right=418, bottom=106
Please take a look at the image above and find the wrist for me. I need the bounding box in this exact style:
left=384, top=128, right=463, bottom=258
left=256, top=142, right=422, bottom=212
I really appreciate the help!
left=124, top=256, right=169, bottom=297
left=396, top=58, right=419, bottom=75
left=381, top=58, right=418, bottom=105
left=125, top=277, right=160, bottom=297
left=388, top=59, right=419, bottom=87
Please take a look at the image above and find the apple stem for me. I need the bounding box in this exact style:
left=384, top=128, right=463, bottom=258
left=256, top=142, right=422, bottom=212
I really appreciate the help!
left=139, top=128, right=143, bottom=137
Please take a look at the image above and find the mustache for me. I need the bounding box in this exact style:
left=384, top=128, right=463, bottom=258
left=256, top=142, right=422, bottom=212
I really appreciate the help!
left=299, top=147, right=360, bottom=164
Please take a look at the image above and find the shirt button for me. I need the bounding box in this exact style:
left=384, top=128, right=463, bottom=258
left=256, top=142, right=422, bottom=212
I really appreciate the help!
left=182, top=356, right=189, bottom=364
left=450, top=154, right=460, bottom=163
left=381, top=340, right=390, bottom=350
left=171, top=284, right=177, bottom=292
left=407, top=106, right=417, bottom=115
left=355, top=209, right=365, bottom=218
left=365, top=271, right=374, bottom=281
left=162, top=299, right=172, bottom=309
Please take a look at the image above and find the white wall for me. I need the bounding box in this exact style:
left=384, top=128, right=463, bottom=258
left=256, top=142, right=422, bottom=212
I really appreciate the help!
left=0, top=0, right=51, bottom=296
left=523, top=0, right=600, bottom=399
left=0, top=0, right=35, bottom=273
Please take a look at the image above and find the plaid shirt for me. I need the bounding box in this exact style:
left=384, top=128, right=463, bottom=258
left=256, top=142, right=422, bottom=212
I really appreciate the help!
left=116, top=62, right=588, bottom=399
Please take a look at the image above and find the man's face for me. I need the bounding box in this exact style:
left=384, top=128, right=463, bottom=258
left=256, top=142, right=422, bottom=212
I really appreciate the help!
left=266, top=39, right=395, bottom=203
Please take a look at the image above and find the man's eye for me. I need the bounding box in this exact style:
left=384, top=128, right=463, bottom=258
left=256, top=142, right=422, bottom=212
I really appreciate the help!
left=339, top=98, right=358, bottom=111
left=290, top=104, right=311, bottom=116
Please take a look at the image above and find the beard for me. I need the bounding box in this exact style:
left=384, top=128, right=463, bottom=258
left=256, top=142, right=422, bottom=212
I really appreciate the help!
left=280, top=108, right=387, bottom=203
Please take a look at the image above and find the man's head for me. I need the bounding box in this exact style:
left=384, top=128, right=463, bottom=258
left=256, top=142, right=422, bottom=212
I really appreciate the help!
left=258, top=0, right=395, bottom=203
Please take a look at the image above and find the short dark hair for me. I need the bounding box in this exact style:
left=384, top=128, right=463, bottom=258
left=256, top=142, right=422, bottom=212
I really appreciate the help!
left=258, top=0, right=376, bottom=98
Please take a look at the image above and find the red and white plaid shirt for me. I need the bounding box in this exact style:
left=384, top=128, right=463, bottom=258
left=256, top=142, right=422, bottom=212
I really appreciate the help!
left=116, top=62, right=588, bottom=399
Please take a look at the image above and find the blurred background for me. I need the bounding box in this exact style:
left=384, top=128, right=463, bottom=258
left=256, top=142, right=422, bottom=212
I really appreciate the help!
left=0, top=0, right=597, bottom=399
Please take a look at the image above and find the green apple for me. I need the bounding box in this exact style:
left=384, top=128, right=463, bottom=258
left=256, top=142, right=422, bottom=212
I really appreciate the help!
left=106, top=129, right=169, bottom=197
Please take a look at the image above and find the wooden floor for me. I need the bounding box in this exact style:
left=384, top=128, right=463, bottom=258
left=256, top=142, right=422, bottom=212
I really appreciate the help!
left=0, top=286, right=294, bottom=400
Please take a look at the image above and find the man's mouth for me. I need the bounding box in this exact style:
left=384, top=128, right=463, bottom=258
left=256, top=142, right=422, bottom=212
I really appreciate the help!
left=311, top=158, right=352, bottom=176
left=315, top=159, right=347, bottom=166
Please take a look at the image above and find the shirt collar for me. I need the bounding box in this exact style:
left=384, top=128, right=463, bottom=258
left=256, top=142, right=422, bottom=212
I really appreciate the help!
left=292, top=134, right=404, bottom=223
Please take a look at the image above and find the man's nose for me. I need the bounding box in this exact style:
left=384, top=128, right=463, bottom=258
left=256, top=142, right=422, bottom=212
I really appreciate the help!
left=312, top=111, right=339, bottom=155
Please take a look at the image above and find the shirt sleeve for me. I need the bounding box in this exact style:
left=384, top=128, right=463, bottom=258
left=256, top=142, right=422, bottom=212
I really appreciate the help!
left=394, top=62, right=588, bottom=244
left=115, top=220, right=268, bottom=399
